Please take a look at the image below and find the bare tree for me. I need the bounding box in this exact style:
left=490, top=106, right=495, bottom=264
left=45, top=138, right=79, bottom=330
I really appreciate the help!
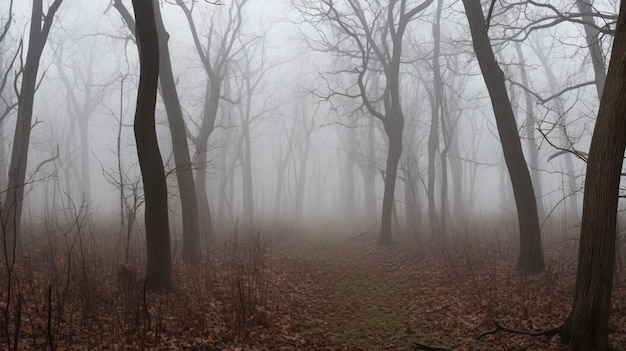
left=55, top=42, right=99, bottom=204
left=294, top=0, right=434, bottom=245
left=461, top=0, right=544, bottom=273
left=131, top=0, right=172, bottom=291
left=560, top=2, right=626, bottom=348
left=177, top=0, right=252, bottom=239
left=112, top=0, right=202, bottom=263
left=2, top=0, right=64, bottom=257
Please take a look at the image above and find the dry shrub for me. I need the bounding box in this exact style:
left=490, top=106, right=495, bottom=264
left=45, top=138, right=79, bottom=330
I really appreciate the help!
left=211, top=226, right=271, bottom=334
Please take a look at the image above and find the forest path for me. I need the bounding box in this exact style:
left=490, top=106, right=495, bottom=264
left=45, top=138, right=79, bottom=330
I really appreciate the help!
left=266, top=235, right=614, bottom=351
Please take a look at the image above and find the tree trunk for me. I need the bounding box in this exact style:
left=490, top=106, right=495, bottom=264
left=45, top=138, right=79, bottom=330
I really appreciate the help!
left=462, top=0, right=544, bottom=273
left=531, top=43, right=581, bottom=219
left=295, top=127, right=310, bottom=224
left=364, top=115, right=377, bottom=225
left=576, top=0, right=607, bottom=98
left=131, top=0, right=171, bottom=292
left=379, top=121, right=402, bottom=245
left=561, top=2, right=626, bottom=349
left=153, top=2, right=201, bottom=263
left=2, top=0, right=62, bottom=257
left=194, top=139, right=214, bottom=240
left=430, top=0, right=444, bottom=238
left=514, top=42, right=544, bottom=220
left=240, top=96, right=254, bottom=226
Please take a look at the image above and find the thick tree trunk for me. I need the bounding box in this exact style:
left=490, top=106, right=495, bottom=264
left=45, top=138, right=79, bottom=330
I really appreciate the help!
left=2, top=0, right=62, bottom=257
left=131, top=0, right=172, bottom=292
left=561, top=2, right=626, bottom=349
left=462, top=0, right=544, bottom=273
left=153, top=2, right=201, bottom=263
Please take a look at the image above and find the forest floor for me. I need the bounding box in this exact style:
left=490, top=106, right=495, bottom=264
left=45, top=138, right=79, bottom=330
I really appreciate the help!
left=2, top=227, right=626, bottom=350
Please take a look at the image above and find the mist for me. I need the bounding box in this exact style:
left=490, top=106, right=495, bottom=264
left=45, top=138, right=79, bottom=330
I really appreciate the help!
left=0, top=0, right=624, bottom=350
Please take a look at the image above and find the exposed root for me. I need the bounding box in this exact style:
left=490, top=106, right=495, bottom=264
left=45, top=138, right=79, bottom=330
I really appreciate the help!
left=411, top=341, right=457, bottom=351
left=477, top=321, right=562, bottom=340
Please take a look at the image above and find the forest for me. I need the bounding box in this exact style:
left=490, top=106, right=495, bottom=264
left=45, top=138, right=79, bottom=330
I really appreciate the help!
left=0, top=0, right=625, bottom=350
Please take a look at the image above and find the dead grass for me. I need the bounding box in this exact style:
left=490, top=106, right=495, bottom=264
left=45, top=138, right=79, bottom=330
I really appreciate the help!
left=0, top=221, right=625, bottom=350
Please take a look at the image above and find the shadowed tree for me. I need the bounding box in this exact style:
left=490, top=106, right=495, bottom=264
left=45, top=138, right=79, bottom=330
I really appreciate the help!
left=131, top=0, right=172, bottom=291
left=112, top=0, right=201, bottom=264
left=461, top=0, right=544, bottom=273
left=561, top=1, right=626, bottom=348
left=2, top=0, right=63, bottom=257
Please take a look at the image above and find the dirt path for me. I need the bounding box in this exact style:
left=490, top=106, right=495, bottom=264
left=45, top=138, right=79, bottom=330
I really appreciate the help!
left=264, top=237, right=626, bottom=351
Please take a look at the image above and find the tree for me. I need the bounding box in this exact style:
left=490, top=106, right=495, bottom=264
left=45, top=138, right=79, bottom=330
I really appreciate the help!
left=295, top=0, right=434, bottom=245
left=576, top=0, right=607, bottom=98
left=461, top=0, right=544, bottom=273
left=2, top=0, right=63, bottom=257
left=55, top=42, right=99, bottom=204
left=153, top=1, right=201, bottom=263
left=131, top=0, right=172, bottom=291
left=177, top=0, right=251, bottom=239
left=560, top=1, right=626, bottom=348
left=112, top=0, right=201, bottom=264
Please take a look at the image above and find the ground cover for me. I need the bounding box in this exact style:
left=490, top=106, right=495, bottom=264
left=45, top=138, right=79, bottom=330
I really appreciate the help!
left=2, top=229, right=626, bottom=350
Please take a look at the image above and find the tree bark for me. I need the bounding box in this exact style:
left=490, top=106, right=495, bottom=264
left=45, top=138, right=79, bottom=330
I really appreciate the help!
left=131, top=0, right=172, bottom=292
left=152, top=1, right=201, bottom=264
left=462, top=0, right=544, bottom=273
left=561, top=2, right=626, bottom=349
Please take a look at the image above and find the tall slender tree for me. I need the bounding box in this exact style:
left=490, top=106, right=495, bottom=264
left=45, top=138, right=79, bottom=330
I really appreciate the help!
left=177, top=0, right=251, bottom=239
left=461, top=0, right=544, bottom=273
left=131, top=0, right=172, bottom=291
left=295, top=0, right=434, bottom=245
left=112, top=0, right=201, bottom=263
left=2, top=0, right=63, bottom=257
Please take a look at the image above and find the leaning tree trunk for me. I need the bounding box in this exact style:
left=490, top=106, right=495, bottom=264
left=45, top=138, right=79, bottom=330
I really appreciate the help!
left=561, top=2, right=626, bottom=349
left=131, top=0, right=172, bottom=292
left=462, top=0, right=544, bottom=273
left=153, top=2, right=201, bottom=264
left=2, top=0, right=62, bottom=257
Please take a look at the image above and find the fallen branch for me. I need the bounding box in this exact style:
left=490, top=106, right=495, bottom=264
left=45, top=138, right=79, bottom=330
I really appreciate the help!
left=350, top=230, right=370, bottom=240
left=477, top=321, right=562, bottom=340
left=411, top=341, right=456, bottom=351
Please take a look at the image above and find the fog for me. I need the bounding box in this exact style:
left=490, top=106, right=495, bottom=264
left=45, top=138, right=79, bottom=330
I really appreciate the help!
left=1, top=0, right=607, bottom=239
left=1, top=0, right=625, bottom=349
